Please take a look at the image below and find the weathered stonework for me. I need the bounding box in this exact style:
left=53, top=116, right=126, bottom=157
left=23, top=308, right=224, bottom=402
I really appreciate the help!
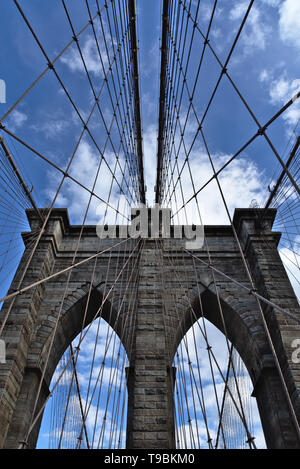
left=0, top=207, right=299, bottom=449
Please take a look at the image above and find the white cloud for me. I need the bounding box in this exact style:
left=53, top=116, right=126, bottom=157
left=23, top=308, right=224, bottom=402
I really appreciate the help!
left=229, top=2, right=248, bottom=21
left=30, top=116, right=70, bottom=139
left=143, top=123, right=158, bottom=205
left=60, top=34, right=108, bottom=77
left=143, top=122, right=267, bottom=226
left=270, top=77, right=293, bottom=102
left=259, top=69, right=300, bottom=129
left=229, top=2, right=271, bottom=54
left=258, top=69, right=270, bottom=83
left=279, top=237, right=300, bottom=301
left=7, top=108, right=28, bottom=132
left=45, top=138, right=130, bottom=225
left=261, top=0, right=280, bottom=6
left=168, top=152, right=267, bottom=226
left=279, top=0, right=300, bottom=49
left=269, top=75, right=300, bottom=127
left=253, top=426, right=267, bottom=449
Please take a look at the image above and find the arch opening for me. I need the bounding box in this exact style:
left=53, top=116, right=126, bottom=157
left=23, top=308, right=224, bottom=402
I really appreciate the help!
left=37, top=317, right=129, bottom=449
left=172, top=283, right=268, bottom=450
left=30, top=281, right=133, bottom=450
left=173, top=318, right=266, bottom=449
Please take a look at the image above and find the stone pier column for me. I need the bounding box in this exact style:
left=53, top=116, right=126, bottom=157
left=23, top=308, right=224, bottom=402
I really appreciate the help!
left=4, top=367, right=49, bottom=449
left=234, top=208, right=300, bottom=448
left=0, top=210, right=63, bottom=448
left=126, top=240, right=175, bottom=449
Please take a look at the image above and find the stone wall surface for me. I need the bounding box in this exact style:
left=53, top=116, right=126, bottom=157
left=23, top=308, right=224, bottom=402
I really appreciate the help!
left=0, top=208, right=299, bottom=449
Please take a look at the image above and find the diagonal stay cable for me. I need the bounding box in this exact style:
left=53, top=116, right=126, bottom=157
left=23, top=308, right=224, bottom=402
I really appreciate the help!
left=171, top=91, right=300, bottom=219
left=0, top=66, right=134, bottom=336
left=157, top=0, right=255, bottom=204
left=163, top=1, right=298, bottom=213
left=162, top=149, right=254, bottom=447
left=158, top=0, right=197, bottom=204
left=0, top=127, right=131, bottom=222
left=0, top=6, right=106, bottom=125
left=11, top=0, right=140, bottom=205
left=84, top=0, right=140, bottom=203
left=160, top=0, right=218, bottom=205
left=159, top=235, right=255, bottom=447
left=62, top=0, right=140, bottom=205
left=0, top=238, right=129, bottom=306
left=181, top=5, right=300, bottom=199
left=184, top=248, right=300, bottom=326
left=32, top=240, right=142, bottom=448
left=22, top=238, right=142, bottom=445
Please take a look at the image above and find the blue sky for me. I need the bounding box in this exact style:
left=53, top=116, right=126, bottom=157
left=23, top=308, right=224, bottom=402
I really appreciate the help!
left=0, top=0, right=299, bottom=217
left=0, top=0, right=300, bottom=450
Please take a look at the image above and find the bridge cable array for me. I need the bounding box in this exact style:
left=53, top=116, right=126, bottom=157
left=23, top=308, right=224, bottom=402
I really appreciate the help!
left=0, top=0, right=299, bottom=449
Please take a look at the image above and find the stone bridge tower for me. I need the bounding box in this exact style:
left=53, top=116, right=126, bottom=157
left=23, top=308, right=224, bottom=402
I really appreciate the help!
left=0, top=207, right=299, bottom=449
